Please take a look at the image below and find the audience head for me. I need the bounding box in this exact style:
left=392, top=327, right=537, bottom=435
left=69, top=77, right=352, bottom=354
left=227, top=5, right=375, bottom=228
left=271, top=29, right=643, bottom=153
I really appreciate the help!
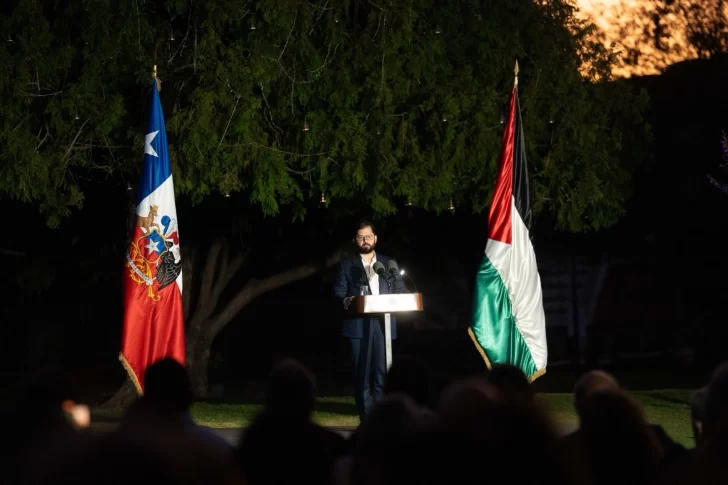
left=578, top=389, right=662, bottom=485
left=265, top=358, right=317, bottom=420
left=143, top=358, right=193, bottom=414
left=383, top=354, right=433, bottom=408
left=573, top=370, right=620, bottom=419
left=437, top=376, right=499, bottom=433
left=488, top=363, right=533, bottom=405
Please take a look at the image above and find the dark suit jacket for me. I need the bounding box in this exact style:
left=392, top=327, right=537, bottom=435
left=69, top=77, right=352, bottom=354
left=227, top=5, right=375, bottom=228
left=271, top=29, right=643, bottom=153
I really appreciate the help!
left=333, top=252, right=407, bottom=339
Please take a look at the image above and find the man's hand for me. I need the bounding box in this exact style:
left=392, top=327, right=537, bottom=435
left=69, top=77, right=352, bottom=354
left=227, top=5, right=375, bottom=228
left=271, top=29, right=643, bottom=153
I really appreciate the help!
left=343, top=296, right=354, bottom=309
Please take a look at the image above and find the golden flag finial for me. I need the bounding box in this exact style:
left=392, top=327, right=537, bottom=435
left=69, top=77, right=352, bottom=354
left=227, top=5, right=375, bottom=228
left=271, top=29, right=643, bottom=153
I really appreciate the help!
left=514, top=60, right=519, bottom=88
left=152, top=64, right=161, bottom=92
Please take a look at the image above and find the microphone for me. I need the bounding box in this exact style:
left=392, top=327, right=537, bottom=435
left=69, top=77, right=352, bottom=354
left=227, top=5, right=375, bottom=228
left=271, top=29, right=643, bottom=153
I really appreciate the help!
left=387, top=259, right=399, bottom=276
left=373, top=260, right=393, bottom=292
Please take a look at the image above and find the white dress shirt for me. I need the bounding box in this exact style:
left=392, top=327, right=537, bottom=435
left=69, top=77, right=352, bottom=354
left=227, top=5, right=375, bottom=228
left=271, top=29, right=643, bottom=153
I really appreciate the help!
left=361, top=254, right=379, bottom=295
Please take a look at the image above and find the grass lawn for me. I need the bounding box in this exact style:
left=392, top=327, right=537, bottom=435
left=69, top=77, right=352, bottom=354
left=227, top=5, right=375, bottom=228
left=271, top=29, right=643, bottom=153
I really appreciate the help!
left=187, top=389, right=695, bottom=448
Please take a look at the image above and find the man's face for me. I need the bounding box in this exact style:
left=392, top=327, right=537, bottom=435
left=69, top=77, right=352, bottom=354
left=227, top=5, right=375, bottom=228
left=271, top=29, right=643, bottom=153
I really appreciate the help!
left=355, top=227, right=377, bottom=254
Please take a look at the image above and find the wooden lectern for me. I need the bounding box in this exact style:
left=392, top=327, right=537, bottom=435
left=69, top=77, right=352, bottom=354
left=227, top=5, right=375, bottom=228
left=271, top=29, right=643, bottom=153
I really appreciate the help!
left=349, top=293, right=423, bottom=371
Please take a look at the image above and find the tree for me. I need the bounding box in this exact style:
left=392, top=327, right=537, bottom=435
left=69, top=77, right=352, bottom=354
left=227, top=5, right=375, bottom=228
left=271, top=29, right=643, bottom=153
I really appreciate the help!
left=2, top=0, right=651, bottom=402
left=589, top=0, right=728, bottom=76
left=2, top=0, right=648, bottom=231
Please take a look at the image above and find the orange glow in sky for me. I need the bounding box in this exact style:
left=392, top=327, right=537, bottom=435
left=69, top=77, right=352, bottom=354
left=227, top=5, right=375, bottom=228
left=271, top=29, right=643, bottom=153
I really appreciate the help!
left=576, top=0, right=695, bottom=77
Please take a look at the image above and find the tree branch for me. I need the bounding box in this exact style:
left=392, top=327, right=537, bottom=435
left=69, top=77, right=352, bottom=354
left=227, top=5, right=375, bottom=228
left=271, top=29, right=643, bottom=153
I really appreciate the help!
left=61, top=119, right=90, bottom=161
left=280, top=13, right=298, bottom=61
left=218, top=95, right=240, bottom=147
left=206, top=249, right=346, bottom=338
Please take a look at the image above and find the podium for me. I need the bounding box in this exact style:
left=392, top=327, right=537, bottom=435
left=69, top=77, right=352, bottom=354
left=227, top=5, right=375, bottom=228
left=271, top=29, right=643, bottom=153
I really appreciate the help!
left=349, top=293, right=423, bottom=371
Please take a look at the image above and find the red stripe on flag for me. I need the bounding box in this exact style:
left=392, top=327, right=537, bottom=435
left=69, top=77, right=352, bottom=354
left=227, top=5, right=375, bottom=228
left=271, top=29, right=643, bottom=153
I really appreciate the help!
left=487, top=87, right=517, bottom=244
left=121, top=225, right=185, bottom=394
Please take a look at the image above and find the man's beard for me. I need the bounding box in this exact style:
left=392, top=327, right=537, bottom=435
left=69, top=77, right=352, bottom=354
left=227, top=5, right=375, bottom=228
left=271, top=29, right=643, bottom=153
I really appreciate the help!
left=358, top=243, right=375, bottom=254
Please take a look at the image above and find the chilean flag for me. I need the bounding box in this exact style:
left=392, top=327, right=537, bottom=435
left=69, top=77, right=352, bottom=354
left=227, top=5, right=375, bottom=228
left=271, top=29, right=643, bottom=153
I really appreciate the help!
left=468, top=79, right=548, bottom=382
left=121, top=78, right=185, bottom=394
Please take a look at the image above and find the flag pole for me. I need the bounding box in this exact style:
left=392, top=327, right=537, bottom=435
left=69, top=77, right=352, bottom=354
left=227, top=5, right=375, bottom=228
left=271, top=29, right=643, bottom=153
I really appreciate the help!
left=514, top=60, right=519, bottom=88
left=152, top=64, right=161, bottom=92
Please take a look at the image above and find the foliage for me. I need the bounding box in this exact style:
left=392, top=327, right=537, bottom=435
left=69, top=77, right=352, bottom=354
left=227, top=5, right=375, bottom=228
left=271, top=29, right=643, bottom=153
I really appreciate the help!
left=0, top=0, right=648, bottom=231
left=590, top=0, right=728, bottom=76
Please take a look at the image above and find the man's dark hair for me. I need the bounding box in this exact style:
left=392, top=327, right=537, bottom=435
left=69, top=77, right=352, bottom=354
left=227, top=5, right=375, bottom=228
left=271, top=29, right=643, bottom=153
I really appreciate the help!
left=356, top=220, right=376, bottom=235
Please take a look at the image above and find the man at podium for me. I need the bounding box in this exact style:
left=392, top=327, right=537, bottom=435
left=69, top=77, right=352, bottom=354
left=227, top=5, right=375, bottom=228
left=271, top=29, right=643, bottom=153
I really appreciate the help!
left=333, top=220, right=407, bottom=422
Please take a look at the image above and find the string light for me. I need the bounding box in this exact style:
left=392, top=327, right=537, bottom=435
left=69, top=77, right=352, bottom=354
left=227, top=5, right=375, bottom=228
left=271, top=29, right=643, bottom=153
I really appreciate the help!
left=320, top=192, right=326, bottom=203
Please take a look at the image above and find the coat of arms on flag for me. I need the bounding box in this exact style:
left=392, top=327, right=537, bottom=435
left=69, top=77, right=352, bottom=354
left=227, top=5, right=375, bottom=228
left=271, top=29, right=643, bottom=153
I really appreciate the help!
left=127, top=205, right=182, bottom=300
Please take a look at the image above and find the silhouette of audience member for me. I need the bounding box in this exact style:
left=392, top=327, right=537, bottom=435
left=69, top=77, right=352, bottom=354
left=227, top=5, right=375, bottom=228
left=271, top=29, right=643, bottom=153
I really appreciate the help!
left=116, top=358, right=233, bottom=460
left=383, top=354, right=434, bottom=409
left=565, top=369, right=685, bottom=476
left=4, top=370, right=92, bottom=484
left=350, top=393, right=426, bottom=485
left=235, top=358, right=347, bottom=485
left=702, top=361, right=728, bottom=442
left=580, top=389, right=663, bottom=485
left=691, top=386, right=708, bottom=445
left=487, top=363, right=534, bottom=405
left=573, top=369, right=620, bottom=418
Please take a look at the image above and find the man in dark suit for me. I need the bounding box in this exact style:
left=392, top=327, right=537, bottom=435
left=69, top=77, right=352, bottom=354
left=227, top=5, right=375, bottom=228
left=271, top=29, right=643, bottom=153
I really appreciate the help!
left=333, top=220, right=407, bottom=422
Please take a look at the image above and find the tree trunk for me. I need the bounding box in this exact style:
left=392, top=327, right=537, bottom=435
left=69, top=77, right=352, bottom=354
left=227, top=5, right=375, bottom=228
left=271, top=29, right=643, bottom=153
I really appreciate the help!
left=186, top=327, right=212, bottom=398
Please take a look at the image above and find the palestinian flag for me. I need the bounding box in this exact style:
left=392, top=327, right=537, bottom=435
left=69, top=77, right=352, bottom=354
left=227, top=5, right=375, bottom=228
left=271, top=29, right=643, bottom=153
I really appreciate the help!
left=468, top=82, right=547, bottom=382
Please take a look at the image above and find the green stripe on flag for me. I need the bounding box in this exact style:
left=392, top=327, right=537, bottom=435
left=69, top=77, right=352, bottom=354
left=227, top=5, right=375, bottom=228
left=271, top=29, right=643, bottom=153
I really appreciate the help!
left=470, top=255, right=538, bottom=379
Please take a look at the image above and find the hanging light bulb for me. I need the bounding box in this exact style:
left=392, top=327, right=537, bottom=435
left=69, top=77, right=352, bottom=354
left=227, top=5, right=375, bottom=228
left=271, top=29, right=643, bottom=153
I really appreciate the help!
left=334, top=13, right=339, bottom=23
left=169, top=31, right=175, bottom=41
left=249, top=20, right=257, bottom=30
left=548, top=115, right=555, bottom=124
left=126, top=182, right=132, bottom=191
left=74, top=112, right=80, bottom=121
left=7, top=35, right=13, bottom=43
left=442, top=115, right=448, bottom=122
left=320, top=192, right=326, bottom=203
left=435, top=25, right=442, bottom=34
left=500, top=110, right=505, bottom=124
left=224, top=192, right=231, bottom=198
left=448, top=198, right=455, bottom=212
left=303, top=119, right=310, bottom=132
left=405, top=199, right=413, bottom=207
